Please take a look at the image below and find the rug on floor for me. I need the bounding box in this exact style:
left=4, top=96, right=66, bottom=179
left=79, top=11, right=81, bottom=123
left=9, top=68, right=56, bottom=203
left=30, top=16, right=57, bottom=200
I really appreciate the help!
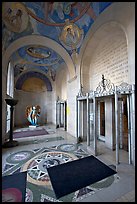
left=47, top=155, right=117, bottom=199
left=2, top=171, right=27, bottom=202
left=13, top=129, right=49, bottom=138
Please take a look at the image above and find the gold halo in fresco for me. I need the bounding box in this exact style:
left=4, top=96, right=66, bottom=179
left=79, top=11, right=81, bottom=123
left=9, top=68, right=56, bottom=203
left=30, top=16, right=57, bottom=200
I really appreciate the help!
left=2, top=2, right=29, bottom=33
left=59, top=20, right=84, bottom=50
left=22, top=151, right=78, bottom=188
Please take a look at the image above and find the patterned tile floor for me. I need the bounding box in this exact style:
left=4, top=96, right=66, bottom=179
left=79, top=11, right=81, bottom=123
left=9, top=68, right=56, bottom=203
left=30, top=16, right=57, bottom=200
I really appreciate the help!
left=2, top=124, right=135, bottom=202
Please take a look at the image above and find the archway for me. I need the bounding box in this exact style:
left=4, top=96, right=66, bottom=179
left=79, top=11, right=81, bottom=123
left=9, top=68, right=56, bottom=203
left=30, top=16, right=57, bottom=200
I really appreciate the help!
left=2, top=35, right=76, bottom=81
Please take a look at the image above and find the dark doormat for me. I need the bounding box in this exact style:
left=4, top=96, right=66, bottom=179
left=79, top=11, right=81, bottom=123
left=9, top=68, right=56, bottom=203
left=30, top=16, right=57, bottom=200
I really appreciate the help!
left=47, top=155, right=117, bottom=199
left=13, top=129, right=49, bottom=138
left=2, top=171, right=27, bottom=202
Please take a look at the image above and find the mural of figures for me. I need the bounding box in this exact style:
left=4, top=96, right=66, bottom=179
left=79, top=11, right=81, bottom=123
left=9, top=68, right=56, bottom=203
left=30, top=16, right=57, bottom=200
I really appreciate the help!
left=26, top=105, right=41, bottom=126
left=2, top=2, right=112, bottom=55
left=59, top=20, right=84, bottom=51
left=2, top=2, right=29, bottom=33
left=2, top=22, right=14, bottom=53
left=44, top=2, right=76, bottom=21
left=66, top=27, right=77, bottom=45
left=26, top=46, right=51, bottom=59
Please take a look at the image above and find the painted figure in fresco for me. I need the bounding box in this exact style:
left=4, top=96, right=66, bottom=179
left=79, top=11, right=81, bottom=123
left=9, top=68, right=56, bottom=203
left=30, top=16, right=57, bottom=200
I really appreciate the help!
left=59, top=21, right=84, bottom=51
left=66, top=27, right=77, bottom=45
left=3, top=8, right=23, bottom=33
left=26, top=105, right=41, bottom=126
left=44, top=2, right=75, bottom=20
left=49, top=67, right=56, bottom=81
left=27, top=46, right=51, bottom=59
left=10, top=9, right=23, bottom=26
left=43, top=2, right=96, bottom=24
left=2, top=2, right=29, bottom=33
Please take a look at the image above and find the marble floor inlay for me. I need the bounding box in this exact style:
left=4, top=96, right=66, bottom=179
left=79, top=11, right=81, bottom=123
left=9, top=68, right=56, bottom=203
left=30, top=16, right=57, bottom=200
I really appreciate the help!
left=2, top=124, right=135, bottom=202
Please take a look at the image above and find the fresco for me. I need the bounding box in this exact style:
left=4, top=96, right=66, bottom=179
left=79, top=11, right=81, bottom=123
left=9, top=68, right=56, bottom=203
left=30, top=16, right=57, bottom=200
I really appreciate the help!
left=2, top=2, right=29, bottom=33
left=2, top=2, right=112, bottom=53
left=15, top=71, right=52, bottom=91
left=21, top=78, right=48, bottom=92
left=2, top=2, right=112, bottom=83
left=11, top=45, right=65, bottom=79
left=18, top=46, right=63, bottom=66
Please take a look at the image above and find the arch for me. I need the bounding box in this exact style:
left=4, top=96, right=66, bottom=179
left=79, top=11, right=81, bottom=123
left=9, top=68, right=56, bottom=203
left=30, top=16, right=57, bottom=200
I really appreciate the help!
left=83, top=22, right=126, bottom=71
left=79, top=2, right=135, bottom=88
left=81, top=21, right=128, bottom=92
left=2, top=35, right=76, bottom=81
left=15, top=71, right=52, bottom=91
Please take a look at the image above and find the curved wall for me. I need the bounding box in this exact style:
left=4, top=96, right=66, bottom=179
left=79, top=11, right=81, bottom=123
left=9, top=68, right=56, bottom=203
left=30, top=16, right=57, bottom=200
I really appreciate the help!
left=82, top=23, right=128, bottom=91
left=80, top=2, right=135, bottom=91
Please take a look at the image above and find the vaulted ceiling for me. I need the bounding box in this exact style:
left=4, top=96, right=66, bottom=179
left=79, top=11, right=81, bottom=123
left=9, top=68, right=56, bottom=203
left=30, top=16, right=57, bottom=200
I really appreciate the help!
left=2, top=2, right=112, bottom=85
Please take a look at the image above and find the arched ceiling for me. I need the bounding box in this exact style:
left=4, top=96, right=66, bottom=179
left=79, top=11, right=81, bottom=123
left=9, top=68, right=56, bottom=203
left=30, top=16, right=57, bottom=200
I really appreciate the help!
left=2, top=2, right=112, bottom=83
left=15, top=71, right=52, bottom=91
left=12, top=45, right=65, bottom=78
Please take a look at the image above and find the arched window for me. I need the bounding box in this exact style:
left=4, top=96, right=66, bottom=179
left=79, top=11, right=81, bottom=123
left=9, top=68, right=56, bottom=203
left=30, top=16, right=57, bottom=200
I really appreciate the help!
left=7, top=61, right=14, bottom=97
left=6, top=61, right=14, bottom=132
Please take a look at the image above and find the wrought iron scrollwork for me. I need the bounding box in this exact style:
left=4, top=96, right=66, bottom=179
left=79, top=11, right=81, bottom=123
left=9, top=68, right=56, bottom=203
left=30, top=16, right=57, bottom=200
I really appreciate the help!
left=95, top=75, right=115, bottom=94
left=117, top=82, right=132, bottom=93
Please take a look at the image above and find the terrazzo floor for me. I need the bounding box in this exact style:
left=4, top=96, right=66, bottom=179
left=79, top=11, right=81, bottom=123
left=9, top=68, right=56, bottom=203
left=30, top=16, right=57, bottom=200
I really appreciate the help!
left=2, top=124, right=135, bottom=202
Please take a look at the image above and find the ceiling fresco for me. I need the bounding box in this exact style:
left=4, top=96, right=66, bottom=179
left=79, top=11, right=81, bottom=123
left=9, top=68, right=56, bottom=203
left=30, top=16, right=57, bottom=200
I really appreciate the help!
left=15, top=71, right=52, bottom=91
left=2, top=2, right=113, bottom=84
left=12, top=45, right=65, bottom=79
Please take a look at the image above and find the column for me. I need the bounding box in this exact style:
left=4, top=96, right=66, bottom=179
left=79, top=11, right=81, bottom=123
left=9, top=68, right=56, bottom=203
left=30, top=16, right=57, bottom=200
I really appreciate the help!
left=93, top=96, right=97, bottom=156
left=130, top=84, right=135, bottom=165
left=127, top=94, right=131, bottom=164
left=76, top=97, right=79, bottom=142
left=56, top=101, right=57, bottom=127
left=76, top=98, right=80, bottom=143
left=119, top=98, right=123, bottom=149
left=81, top=101, right=84, bottom=138
left=64, top=101, right=67, bottom=131
left=87, top=95, right=90, bottom=146
left=115, top=86, right=119, bottom=165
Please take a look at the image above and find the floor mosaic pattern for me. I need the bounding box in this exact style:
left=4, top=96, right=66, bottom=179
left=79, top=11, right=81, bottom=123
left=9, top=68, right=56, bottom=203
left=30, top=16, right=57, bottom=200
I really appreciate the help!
left=2, top=143, right=120, bottom=202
